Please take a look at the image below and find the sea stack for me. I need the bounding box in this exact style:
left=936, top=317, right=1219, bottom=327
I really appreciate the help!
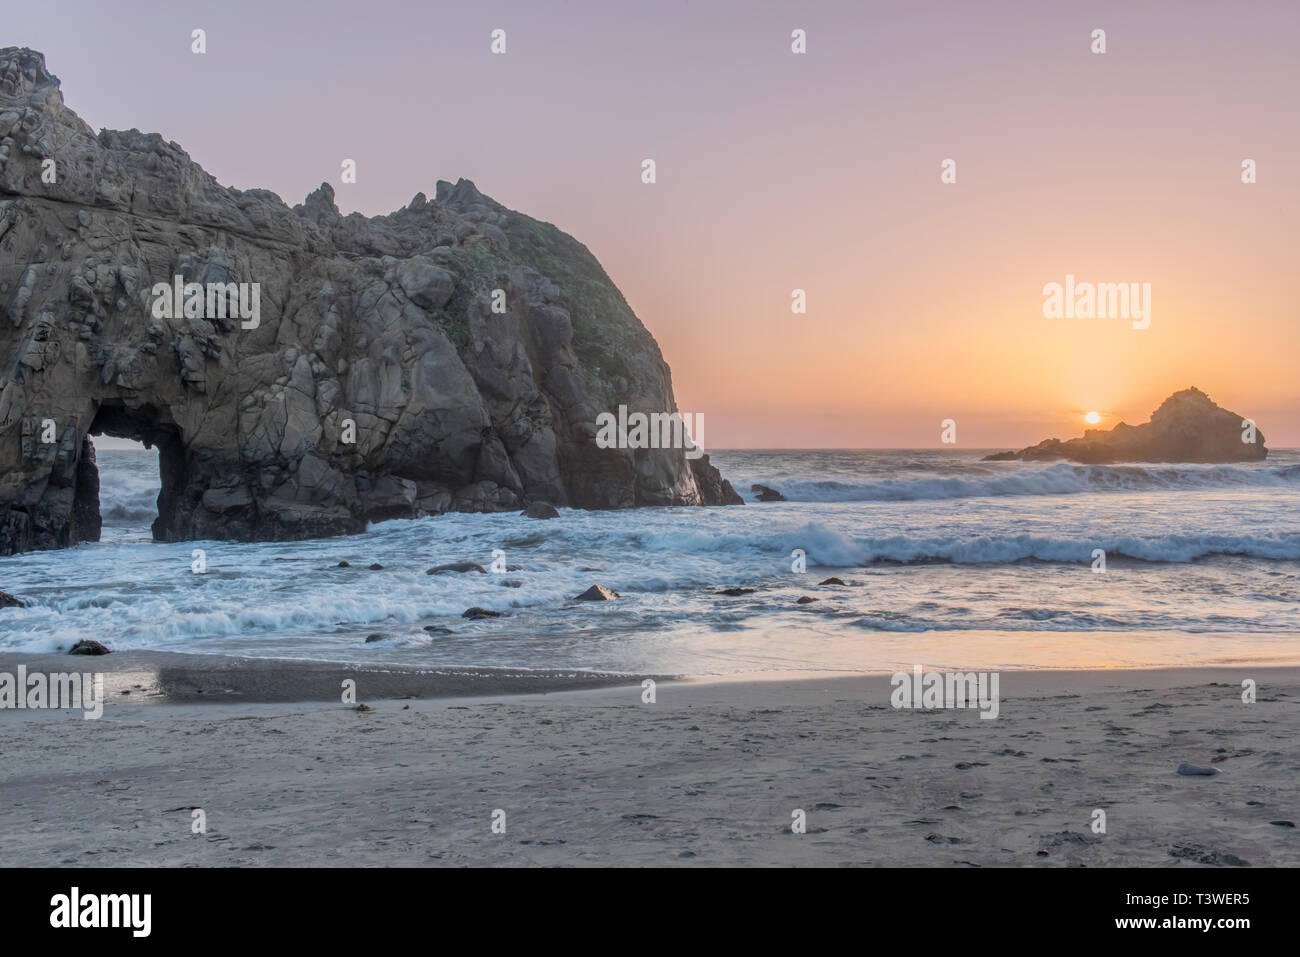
left=0, top=48, right=741, bottom=555
left=984, top=388, right=1267, bottom=464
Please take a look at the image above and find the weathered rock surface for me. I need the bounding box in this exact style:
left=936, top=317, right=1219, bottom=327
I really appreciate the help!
left=67, top=638, right=109, bottom=655
left=573, top=585, right=618, bottom=601
left=983, top=388, right=1267, bottom=464
left=427, top=562, right=487, bottom=574
left=0, top=48, right=740, bottom=555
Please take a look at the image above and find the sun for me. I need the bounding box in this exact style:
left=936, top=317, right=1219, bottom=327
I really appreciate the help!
left=1084, top=411, right=1101, bottom=425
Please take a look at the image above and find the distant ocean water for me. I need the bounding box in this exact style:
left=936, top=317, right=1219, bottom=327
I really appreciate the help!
left=2, top=448, right=1298, bottom=674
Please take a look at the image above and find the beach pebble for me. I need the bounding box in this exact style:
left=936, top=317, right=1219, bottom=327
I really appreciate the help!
left=428, top=562, right=487, bottom=574
left=462, top=607, right=501, bottom=619
left=68, top=639, right=110, bottom=655
left=573, top=585, right=618, bottom=601
left=1177, top=763, right=1219, bottom=776
left=1169, top=843, right=1248, bottom=866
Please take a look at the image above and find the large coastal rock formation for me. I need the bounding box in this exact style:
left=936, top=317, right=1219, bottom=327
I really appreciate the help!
left=984, top=388, right=1268, bottom=464
left=0, top=48, right=740, bottom=554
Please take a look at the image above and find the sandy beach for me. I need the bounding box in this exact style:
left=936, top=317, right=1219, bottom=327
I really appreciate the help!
left=1, top=654, right=1295, bottom=867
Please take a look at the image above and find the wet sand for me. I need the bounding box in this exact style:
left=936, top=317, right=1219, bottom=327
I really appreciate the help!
left=0, top=650, right=649, bottom=704
left=0, top=657, right=1296, bottom=866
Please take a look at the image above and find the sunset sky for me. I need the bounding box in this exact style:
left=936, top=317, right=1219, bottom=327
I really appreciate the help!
left=9, top=0, right=1297, bottom=447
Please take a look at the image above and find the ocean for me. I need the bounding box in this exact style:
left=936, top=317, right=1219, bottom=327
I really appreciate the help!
left=2, top=448, right=1298, bottom=674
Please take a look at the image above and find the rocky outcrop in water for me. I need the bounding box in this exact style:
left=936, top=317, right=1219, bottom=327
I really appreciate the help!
left=983, top=388, right=1267, bottom=464
left=0, top=48, right=741, bottom=555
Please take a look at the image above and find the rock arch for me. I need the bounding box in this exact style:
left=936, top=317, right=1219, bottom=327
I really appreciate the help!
left=0, top=48, right=740, bottom=555
left=87, top=400, right=185, bottom=541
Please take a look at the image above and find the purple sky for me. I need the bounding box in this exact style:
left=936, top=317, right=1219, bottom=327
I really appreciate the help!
left=9, top=0, right=1299, bottom=447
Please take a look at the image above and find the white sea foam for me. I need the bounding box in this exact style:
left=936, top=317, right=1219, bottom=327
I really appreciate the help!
left=729, top=461, right=1300, bottom=503
left=2, top=449, right=1297, bottom=671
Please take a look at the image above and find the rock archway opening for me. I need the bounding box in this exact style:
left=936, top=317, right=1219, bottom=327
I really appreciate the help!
left=86, top=402, right=185, bottom=542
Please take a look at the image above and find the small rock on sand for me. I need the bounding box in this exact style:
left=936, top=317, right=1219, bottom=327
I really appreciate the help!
left=68, top=639, right=110, bottom=655
left=1169, top=843, right=1248, bottom=866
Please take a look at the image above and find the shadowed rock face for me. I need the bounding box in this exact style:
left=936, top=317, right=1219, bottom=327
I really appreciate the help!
left=983, top=388, right=1268, bottom=464
left=0, top=48, right=741, bottom=554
